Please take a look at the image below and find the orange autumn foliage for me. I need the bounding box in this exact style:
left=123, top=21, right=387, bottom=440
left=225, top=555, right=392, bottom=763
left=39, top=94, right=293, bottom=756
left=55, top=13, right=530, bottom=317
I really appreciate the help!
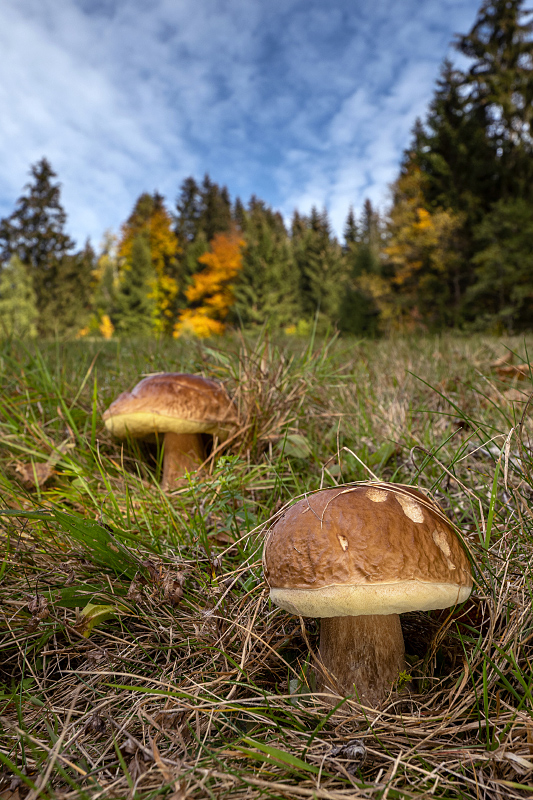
left=174, top=229, right=244, bottom=338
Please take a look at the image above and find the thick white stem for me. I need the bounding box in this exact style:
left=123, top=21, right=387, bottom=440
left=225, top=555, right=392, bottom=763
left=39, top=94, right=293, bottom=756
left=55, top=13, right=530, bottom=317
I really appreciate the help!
left=161, top=432, right=205, bottom=490
left=317, top=614, right=406, bottom=706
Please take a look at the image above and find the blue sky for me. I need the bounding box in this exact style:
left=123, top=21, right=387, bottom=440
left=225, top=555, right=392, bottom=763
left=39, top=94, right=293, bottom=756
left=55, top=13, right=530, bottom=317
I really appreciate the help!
left=0, top=0, right=481, bottom=249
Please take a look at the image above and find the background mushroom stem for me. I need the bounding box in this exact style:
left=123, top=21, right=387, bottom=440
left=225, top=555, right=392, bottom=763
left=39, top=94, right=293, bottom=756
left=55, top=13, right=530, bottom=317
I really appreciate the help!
left=161, top=432, right=205, bottom=489
left=317, top=614, right=406, bottom=706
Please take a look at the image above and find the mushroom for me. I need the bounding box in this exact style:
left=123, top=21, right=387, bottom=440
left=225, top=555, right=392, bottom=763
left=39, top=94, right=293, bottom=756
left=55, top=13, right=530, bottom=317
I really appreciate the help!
left=103, top=373, right=237, bottom=489
left=263, top=483, right=472, bottom=706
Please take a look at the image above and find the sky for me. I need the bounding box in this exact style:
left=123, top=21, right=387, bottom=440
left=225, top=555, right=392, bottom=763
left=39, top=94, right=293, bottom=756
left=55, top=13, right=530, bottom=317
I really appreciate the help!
left=0, top=0, right=482, bottom=249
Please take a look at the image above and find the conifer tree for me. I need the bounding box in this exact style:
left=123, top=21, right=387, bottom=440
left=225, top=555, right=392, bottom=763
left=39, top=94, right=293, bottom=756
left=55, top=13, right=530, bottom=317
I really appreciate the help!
left=468, top=197, right=533, bottom=331
left=413, top=63, right=496, bottom=217
left=114, top=234, right=156, bottom=336
left=173, top=175, right=232, bottom=305
left=44, top=242, right=95, bottom=336
left=199, top=176, right=232, bottom=242
left=233, top=197, right=247, bottom=231
left=339, top=202, right=382, bottom=336
left=232, top=198, right=300, bottom=327
left=455, top=0, right=533, bottom=196
left=91, top=231, right=119, bottom=331
left=0, top=255, right=38, bottom=338
left=0, top=158, right=75, bottom=334
left=118, top=192, right=180, bottom=333
left=385, top=166, right=464, bottom=329
left=384, top=0, right=533, bottom=329
left=175, top=178, right=203, bottom=244
left=344, top=207, right=359, bottom=248
left=292, top=207, right=346, bottom=326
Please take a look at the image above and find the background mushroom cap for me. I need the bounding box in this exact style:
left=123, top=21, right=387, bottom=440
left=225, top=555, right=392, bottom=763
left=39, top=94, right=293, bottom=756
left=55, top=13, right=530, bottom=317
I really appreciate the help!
left=263, top=483, right=473, bottom=617
left=103, top=373, right=237, bottom=439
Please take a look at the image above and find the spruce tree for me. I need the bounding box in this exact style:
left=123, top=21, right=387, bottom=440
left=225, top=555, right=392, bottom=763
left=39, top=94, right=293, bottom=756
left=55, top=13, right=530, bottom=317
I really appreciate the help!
left=0, top=158, right=75, bottom=333
left=118, top=192, right=180, bottom=333
left=92, top=231, right=119, bottom=326
left=414, top=63, right=496, bottom=216
left=232, top=199, right=301, bottom=327
left=199, top=175, right=232, bottom=242
left=455, top=0, right=533, bottom=197
left=44, top=242, right=95, bottom=336
left=293, top=207, right=346, bottom=326
left=233, top=197, right=247, bottom=231
left=339, top=203, right=382, bottom=336
left=175, top=178, right=203, bottom=244
left=113, top=235, right=156, bottom=336
left=0, top=255, right=38, bottom=338
left=344, top=207, right=359, bottom=248
left=468, top=197, right=533, bottom=331
left=385, top=0, right=533, bottom=329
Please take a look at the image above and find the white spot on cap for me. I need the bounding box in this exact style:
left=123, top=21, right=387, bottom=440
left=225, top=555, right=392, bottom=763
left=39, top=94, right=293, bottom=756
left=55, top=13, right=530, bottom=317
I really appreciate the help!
left=432, top=529, right=456, bottom=570
left=396, top=493, right=425, bottom=523
left=338, top=534, right=349, bottom=551
left=366, top=488, right=388, bottom=503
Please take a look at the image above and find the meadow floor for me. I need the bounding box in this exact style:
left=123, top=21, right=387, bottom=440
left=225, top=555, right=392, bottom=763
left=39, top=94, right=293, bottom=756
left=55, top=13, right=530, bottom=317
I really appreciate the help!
left=0, top=331, right=532, bottom=799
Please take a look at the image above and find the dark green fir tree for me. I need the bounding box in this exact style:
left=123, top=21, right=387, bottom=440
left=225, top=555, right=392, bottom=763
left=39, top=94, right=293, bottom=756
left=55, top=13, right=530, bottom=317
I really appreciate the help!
left=113, top=235, right=156, bottom=336
left=44, top=242, right=95, bottom=336
left=468, top=197, right=533, bottom=331
left=0, top=158, right=75, bottom=334
left=232, top=198, right=301, bottom=327
left=339, top=201, right=382, bottom=336
left=292, top=207, right=346, bottom=326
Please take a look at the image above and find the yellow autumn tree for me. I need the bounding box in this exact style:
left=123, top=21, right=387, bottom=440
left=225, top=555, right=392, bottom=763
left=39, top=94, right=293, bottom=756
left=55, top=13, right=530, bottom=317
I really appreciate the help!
left=173, top=229, right=245, bottom=338
left=99, top=314, right=114, bottom=339
left=118, top=193, right=181, bottom=333
left=384, top=164, right=463, bottom=330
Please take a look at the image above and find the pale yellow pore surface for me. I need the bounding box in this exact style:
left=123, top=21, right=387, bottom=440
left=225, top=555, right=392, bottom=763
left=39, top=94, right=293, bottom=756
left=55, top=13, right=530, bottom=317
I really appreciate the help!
left=270, top=580, right=471, bottom=618
left=104, top=412, right=216, bottom=438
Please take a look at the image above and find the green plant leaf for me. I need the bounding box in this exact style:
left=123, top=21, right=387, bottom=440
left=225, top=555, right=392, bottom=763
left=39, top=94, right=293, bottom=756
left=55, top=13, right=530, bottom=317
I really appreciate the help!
left=75, top=602, right=121, bottom=638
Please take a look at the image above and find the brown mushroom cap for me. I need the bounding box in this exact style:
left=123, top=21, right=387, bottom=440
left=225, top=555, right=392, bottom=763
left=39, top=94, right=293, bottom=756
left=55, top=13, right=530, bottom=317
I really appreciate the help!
left=263, top=483, right=472, bottom=618
left=103, top=373, right=237, bottom=439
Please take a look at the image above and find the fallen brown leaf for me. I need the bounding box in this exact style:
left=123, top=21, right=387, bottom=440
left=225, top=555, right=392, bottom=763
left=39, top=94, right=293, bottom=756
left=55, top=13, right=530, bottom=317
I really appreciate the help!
left=16, top=461, right=55, bottom=488
left=25, top=594, right=50, bottom=631
left=490, top=352, right=513, bottom=369
left=495, top=363, right=531, bottom=380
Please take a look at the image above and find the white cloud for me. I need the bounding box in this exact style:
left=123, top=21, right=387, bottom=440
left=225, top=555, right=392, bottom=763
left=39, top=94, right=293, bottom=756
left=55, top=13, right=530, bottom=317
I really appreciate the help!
left=0, top=0, right=482, bottom=247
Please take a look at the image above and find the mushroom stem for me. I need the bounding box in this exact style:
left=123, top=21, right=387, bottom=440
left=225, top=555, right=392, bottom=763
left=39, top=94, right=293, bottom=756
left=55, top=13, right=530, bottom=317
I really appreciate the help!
left=161, top=432, right=205, bottom=489
left=317, top=614, right=406, bottom=706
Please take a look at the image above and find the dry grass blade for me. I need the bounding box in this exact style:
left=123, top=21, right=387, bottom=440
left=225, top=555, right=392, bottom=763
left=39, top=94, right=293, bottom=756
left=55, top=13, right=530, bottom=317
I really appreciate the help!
left=1, top=332, right=533, bottom=799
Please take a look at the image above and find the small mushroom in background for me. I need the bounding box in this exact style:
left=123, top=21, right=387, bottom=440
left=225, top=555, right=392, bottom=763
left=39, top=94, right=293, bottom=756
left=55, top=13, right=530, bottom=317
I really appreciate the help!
left=103, top=373, right=237, bottom=489
left=263, top=482, right=472, bottom=707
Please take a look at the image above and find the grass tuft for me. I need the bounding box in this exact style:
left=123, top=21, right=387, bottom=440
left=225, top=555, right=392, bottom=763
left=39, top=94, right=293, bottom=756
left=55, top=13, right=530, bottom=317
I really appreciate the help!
left=1, top=332, right=533, bottom=798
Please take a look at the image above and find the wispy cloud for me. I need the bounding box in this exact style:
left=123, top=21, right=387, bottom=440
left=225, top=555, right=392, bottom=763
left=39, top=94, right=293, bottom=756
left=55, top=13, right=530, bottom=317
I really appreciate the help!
left=0, top=0, right=481, bottom=246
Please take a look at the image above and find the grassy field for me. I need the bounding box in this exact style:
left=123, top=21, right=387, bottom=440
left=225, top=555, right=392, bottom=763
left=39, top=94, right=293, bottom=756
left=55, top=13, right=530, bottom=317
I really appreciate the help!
left=0, top=331, right=532, bottom=800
